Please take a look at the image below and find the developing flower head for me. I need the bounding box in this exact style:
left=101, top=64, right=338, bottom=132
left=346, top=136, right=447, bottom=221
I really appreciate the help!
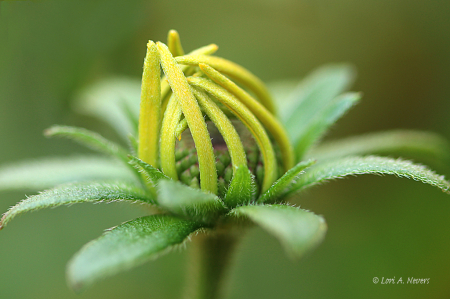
left=2, top=29, right=450, bottom=294
left=139, top=30, right=294, bottom=200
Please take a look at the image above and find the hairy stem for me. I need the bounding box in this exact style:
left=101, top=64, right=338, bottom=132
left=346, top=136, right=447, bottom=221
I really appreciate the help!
left=184, top=231, right=238, bottom=299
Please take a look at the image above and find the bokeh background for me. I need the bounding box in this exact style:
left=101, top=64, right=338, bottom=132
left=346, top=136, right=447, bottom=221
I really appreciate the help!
left=1, top=1, right=450, bottom=298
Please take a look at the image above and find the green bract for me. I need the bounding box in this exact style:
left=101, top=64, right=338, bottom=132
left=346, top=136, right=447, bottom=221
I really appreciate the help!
left=1, top=30, right=449, bottom=298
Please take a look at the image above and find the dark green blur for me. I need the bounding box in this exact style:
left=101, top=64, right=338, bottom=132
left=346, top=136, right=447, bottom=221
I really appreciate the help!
left=1, top=1, right=450, bottom=298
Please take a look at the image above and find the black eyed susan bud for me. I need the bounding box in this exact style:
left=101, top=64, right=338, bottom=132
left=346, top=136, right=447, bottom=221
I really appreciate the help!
left=138, top=30, right=294, bottom=199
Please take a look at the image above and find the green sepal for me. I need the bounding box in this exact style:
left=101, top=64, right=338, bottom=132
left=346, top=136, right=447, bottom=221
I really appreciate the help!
left=67, top=215, right=202, bottom=292
left=258, top=159, right=316, bottom=204
left=290, top=156, right=450, bottom=196
left=127, top=134, right=138, bottom=157
left=72, top=77, right=140, bottom=141
left=121, top=98, right=139, bottom=136
left=230, top=204, right=327, bottom=259
left=294, top=92, right=361, bottom=160
left=0, top=156, right=137, bottom=191
left=157, top=180, right=226, bottom=224
left=283, top=64, right=355, bottom=146
left=224, top=165, right=257, bottom=208
left=44, top=126, right=129, bottom=165
left=0, top=181, right=154, bottom=229
left=307, top=130, right=450, bottom=168
left=128, top=155, right=170, bottom=187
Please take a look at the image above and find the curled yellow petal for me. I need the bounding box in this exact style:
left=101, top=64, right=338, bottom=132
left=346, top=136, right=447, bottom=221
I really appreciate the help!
left=175, top=117, right=188, bottom=141
left=176, top=54, right=276, bottom=115
left=160, top=95, right=182, bottom=180
left=157, top=42, right=218, bottom=195
left=138, top=40, right=160, bottom=168
left=188, top=77, right=277, bottom=193
left=160, top=44, right=220, bottom=117
left=167, top=29, right=185, bottom=57
left=192, top=87, right=247, bottom=170
left=199, top=63, right=294, bottom=172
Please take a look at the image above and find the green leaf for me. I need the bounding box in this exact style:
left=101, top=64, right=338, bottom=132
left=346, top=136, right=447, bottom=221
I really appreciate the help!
left=267, top=78, right=302, bottom=108
left=224, top=165, right=256, bottom=207
left=306, top=130, right=450, bottom=167
left=0, top=156, right=137, bottom=191
left=230, top=204, right=327, bottom=259
left=128, top=156, right=170, bottom=186
left=258, top=159, right=316, bottom=204
left=0, top=181, right=153, bottom=229
left=72, top=77, right=140, bottom=140
left=290, top=156, right=450, bottom=196
left=45, top=126, right=130, bottom=164
left=127, top=134, right=138, bottom=157
left=157, top=180, right=226, bottom=224
left=294, top=92, right=361, bottom=160
left=283, top=64, right=355, bottom=145
left=67, top=215, right=201, bottom=292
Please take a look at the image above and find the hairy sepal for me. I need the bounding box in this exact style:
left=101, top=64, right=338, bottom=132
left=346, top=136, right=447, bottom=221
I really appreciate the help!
left=230, top=204, right=327, bottom=259
left=44, top=126, right=130, bottom=165
left=307, top=130, right=450, bottom=168
left=0, top=181, right=154, bottom=229
left=157, top=180, right=226, bottom=224
left=128, top=156, right=170, bottom=187
left=258, top=159, right=316, bottom=204
left=67, top=215, right=202, bottom=292
left=283, top=64, right=355, bottom=146
left=290, top=156, right=450, bottom=196
left=72, top=77, right=140, bottom=141
left=224, top=165, right=257, bottom=208
left=0, top=156, right=137, bottom=191
left=294, top=92, right=361, bottom=160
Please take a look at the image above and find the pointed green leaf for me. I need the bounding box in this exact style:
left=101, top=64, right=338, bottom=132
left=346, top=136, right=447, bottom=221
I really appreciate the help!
left=72, top=77, right=140, bottom=140
left=0, top=181, right=153, bottom=229
left=224, top=165, right=256, bottom=207
left=128, top=156, right=170, bottom=186
left=121, top=99, right=139, bottom=136
left=290, top=156, right=450, bottom=196
left=67, top=215, right=201, bottom=292
left=231, top=204, right=327, bottom=259
left=127, top=134, right=138, bottom=156
left=295, top=92, right=360, bottom=160
left=45, top=126, right=130, bottom=164
left=258, top=159, right=316, bottom=204
left=267, top=78, right=302, bottom=108
left=0, top=156, right=137, bottom=191
left=306, top=130, right=450, bottom=167
left=157, top=180, right=226, bottom=224
left=283, top=64, right=355, bottom=145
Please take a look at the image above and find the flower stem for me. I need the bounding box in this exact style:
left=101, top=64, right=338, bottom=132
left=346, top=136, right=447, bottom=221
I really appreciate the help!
left=184, top=231, right=237, bottom=299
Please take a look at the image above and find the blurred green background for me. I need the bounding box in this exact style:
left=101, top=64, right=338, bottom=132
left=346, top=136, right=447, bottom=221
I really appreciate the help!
left=1, top=1, right=450, bottom=298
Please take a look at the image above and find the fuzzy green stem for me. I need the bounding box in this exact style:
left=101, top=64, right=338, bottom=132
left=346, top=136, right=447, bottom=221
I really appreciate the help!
left=184, top=232, right=237, bottom=299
